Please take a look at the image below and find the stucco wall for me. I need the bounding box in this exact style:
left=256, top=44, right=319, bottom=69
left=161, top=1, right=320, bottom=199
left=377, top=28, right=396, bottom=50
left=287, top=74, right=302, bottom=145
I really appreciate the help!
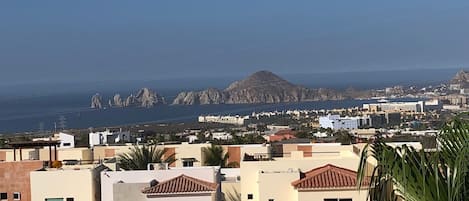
left=297, top=189, right=368, bottom=201
left=240, top=148, right=362, bottom=201
left=146, top=195, right=213, bottom=201
left=113, top=183, right=148, bottom=201
left=30, top=169, right=95, bottom=201
left=258, top=171, right=299, bottom=201
left=101, top=167, right=219, bottom=201
left=0, top=161, right=43, bottom=201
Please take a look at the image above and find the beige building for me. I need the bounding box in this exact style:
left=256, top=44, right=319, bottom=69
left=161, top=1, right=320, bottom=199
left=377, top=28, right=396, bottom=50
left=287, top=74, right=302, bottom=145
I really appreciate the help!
left=30, top=164, right=108, bottom=201
left=223, top=144, right=271, bottom=168
left=159, top=143, right=211, bottom=168
left=1, top=147, right=92, bottom=163
left=240, top=144, right=369, bottom=201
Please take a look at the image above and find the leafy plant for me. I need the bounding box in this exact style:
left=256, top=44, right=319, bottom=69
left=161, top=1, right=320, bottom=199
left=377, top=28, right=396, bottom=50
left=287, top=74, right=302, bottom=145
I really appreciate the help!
left=358, top=117, right=469, bottom=201
left=202, top=144, right=238, bottom=168
left=118, top=145, right=176, bottom=170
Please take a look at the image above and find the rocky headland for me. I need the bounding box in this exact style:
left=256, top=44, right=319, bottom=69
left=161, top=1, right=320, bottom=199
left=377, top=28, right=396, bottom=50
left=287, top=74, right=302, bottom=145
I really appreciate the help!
left=172, top=71, right=346, bottom=105
left=90, top=88, right=165, bottom=109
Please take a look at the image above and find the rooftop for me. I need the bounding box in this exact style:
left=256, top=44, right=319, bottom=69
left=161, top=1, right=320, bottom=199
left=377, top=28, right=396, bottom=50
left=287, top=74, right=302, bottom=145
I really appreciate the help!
left=291, top=164, right=369, bottom=190
left=8, top=140, right=60, bottom=148
left=141, top=174, right=217, bottom=195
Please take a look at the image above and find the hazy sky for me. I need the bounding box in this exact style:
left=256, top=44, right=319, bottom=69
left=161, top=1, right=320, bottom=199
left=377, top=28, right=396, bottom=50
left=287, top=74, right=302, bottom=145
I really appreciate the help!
left=1, top=1, right=469, bottom=86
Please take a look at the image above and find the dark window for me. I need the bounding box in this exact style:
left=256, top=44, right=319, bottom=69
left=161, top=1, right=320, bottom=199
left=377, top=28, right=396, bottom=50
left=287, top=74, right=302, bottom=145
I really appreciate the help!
left=182, top=160, right=193, bottom=167
left=0, top=193, right=7, bottom=199
left=247, top=194, right=253, bottom=200
left=268, top=199, right=274, bottom=201
left=13, top=192, right=20, bottom=200
left=63, top=143, right=71, bottom=146
left=339, top=199, right=352, bottom=201
left=324, top=199, right=337, bottom=201
left=66, top=198, right=74, bottom=201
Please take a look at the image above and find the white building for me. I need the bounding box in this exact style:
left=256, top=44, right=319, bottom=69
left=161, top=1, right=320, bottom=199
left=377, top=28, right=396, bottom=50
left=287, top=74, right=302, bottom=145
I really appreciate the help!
left=89, top=129, right=131, bottom=147
left=210, top=132, right=233, bottom=141
left=363, top=101, right=425, bottom=113
left=33, top=132, right=75, bottom=149
left=319, top=115, right=370, bottom=130
left=101, top=166, right=221, bottom=201
left=198, top=115, right=249, bottom=125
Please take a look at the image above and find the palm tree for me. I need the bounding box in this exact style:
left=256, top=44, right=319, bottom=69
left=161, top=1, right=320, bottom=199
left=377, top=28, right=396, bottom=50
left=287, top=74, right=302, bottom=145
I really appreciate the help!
left=202, top=144, right=238, bottom=168
left=358, top=117, right=469, bottom=201
left=224, top=187, right=241, bottom=201
left=118, top=145, right=176, bottom=170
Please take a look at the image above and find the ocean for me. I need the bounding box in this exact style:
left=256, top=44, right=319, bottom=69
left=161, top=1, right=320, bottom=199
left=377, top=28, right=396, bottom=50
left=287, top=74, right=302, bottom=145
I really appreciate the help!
left=0, top=94, right=420, bottom=133
left=0, top=68, right=454, bottom=133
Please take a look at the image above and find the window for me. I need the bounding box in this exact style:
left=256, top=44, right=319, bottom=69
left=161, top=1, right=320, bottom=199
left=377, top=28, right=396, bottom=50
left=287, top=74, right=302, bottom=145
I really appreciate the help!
left=0, top=193, right=7, bottom=200
left=339, top=199, right=352, bottom=201
left=66, top=198, right=74, bottom=201
left=182, top=160, right=193, bottom=167
left=247, top=194, right=253, bottom=200
left=13, top=192, right=20, bottom=200
left=63, top=143, right=71, bottom=146
left=45, top=198, right=64, bottom=201
left=268, top=199, right=274, bottom=201
left=324, top=199, right=337, bottom=201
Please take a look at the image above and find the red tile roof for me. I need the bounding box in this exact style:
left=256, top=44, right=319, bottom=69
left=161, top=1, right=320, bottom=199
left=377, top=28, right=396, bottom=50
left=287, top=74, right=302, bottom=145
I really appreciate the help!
left=142, top=174, right=218, bottom=195
left=291, top=164, right=368, bottom=190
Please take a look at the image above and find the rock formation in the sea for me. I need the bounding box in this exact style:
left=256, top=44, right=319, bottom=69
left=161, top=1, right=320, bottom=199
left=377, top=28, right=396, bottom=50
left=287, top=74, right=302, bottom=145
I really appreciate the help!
left=105, top=88, right=166, bottom=108
left=447, top=69, right=469, bottom=90
left=134, top=87, right=166, bottom=108
left=124, top=94, right=136, bottom=107
left=451, top=70, right=469, bottom=84
left=172, top=70, right=345, bottom=105
left=112, top=94, right=124, bottom=107
left=91, top=93, right=103, bottom=109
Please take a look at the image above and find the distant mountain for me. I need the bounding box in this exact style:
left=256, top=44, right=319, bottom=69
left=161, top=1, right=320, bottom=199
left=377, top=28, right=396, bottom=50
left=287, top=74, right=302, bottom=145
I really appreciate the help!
left=172, top=70, right=345, bottom=105
left=91, top=87, right=166, bottom=109
left=450, top=70, right=469, bottom=85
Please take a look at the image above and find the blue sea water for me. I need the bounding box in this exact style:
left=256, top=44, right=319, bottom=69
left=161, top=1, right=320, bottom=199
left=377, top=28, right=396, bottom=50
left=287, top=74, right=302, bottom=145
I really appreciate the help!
left=0, top=68, right=453, bottom=133
left=0, top=93, right=420, bottom=133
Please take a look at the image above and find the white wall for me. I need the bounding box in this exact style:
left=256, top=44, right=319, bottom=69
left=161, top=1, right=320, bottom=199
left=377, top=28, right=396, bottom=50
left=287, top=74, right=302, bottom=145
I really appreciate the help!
left=101, top=167, right=219, bottom=201
left=59, top=133, right=75, bottom=149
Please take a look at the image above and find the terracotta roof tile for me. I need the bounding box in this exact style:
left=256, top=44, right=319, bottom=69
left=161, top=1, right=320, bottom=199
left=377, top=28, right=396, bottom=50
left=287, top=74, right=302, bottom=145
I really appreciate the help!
left=291, top=164, right=369, bottom=189
left=142, top=174, right=217, bottom=195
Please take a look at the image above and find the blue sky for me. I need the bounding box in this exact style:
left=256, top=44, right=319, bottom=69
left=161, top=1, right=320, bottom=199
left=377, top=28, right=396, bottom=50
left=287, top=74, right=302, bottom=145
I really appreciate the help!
left=1, top=1, right=468, bottom=86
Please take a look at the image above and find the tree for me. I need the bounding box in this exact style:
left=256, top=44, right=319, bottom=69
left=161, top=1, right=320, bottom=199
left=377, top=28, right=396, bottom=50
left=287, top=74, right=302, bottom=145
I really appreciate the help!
left=358, top=117, right=469, bottom=201
left=202, top=144, right=238, bottom=168
left=118, top=145, right=176, bottom=170
left=294, top=131, right=310, bottom=138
